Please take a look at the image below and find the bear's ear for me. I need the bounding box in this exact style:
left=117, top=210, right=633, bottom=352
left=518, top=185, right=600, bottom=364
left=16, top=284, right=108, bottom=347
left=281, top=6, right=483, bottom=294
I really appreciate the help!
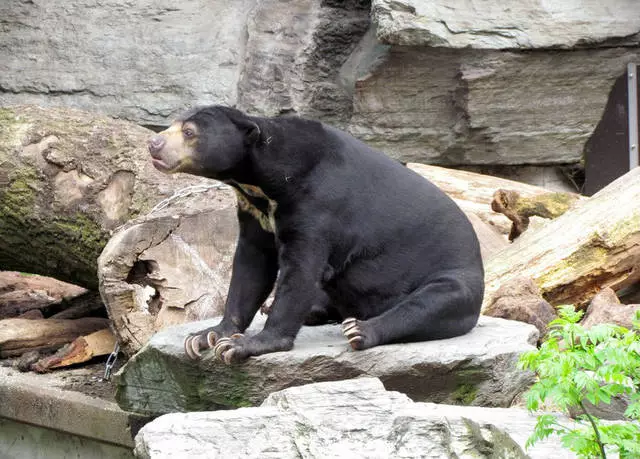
left=244, top=121, right=261, bottom=145
left=226, top=112, right=261, bottom=145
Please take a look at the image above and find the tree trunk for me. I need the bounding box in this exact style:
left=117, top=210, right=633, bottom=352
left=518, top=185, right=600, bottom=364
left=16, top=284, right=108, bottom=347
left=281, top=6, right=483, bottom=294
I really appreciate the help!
left=483, top=167, right=640, bottom=313
left=407, top=163, right=584, bottom=236
left=98, top=187, right=239, bottom=356
left=0, top=106, right=210, bottom=289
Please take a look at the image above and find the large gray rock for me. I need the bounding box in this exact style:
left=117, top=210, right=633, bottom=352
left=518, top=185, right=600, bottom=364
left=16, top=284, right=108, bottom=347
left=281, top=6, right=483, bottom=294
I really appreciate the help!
left=134, top=377, right=574, bottom=459
left=0, top=0, right=255, bottom=126
left=115, top=315, right=538, bottom=416
left=2, top=1, right=638, bottom=165
left=372, top=0, right=640, bottom=49
left=0, top=0, right=369, bottom=128
left=347, top=44, right=640, bottom=164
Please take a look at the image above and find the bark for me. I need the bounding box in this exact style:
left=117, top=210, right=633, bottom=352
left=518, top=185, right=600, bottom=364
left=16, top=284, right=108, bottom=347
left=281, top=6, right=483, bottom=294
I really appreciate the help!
left=407, top=163, right=583, bottom=236
left=0, top=106, right=210, bottom=289
left=483, top=167, right=640, bottom=312
left=32, top=328, right=116, bottom=372
left=0, top=317, right=110, bottom=357
left=98, top=186, right=239, bottom=356
left=491, top=189, right=580, bottom=240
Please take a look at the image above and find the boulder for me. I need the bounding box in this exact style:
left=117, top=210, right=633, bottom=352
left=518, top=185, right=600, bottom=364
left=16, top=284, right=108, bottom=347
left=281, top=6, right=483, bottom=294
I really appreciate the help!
left=134, top=377, right=573, bottom=459
left=372, top=0, right=640, bottom=49
left=581, top=287, right=640, bottom=330
left=98, top=185, right=238, bottom=357
left=347, top=44, right=640, bottom=165
left=0, top=0, right=256, bottom=125
left=483, top=277, right=557, bottom=341
left=0, top=105, right=208, bottom=289
left=3, top=2, right=638, bottom=166
left=115, top=315, right=538, bottom=416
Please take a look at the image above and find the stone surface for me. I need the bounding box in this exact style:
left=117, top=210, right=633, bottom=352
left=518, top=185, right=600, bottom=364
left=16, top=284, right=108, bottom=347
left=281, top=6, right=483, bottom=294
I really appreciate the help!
left=581, top=287, right=640, bottom=330
left=98, top=185, right=239, bottom=357
left=0, top=105, right=209, bottom=289
left=347, top=45, right=640, bottom=165
left=3, top=2, right=638, bottom=166
left=372, top=0, right=640, bottom=49
left=484, top=277, right=557, bottom=341
left=0, top=365, right=141, bottom=449
left=0, top=0, right=255, bottom=126
left=115, top=315, right=538, bottom=416
left=134, top=377, right=574, bottom=459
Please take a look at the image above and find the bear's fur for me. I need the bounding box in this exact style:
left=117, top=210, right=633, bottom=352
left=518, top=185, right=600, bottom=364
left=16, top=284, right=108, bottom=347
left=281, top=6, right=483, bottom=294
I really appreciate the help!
left=148, top=105, right=484, bottom=364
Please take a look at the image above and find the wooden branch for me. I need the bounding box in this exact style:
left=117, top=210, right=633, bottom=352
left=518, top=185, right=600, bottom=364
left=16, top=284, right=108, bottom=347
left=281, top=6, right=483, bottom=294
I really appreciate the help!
left=32, top=328, right=116, bottom=372
left=483, top=167, right=640, bottom=312
left=407, top=163, right=583, bottom=236
left=491, top=189, right=580, bottom=240
left=0, top=317, right=110, bottom=357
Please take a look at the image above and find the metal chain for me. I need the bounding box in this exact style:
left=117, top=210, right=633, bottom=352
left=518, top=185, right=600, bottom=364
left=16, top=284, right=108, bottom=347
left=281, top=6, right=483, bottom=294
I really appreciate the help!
left=150, top=183, right=230, bottom=214
left=103, top=342, right=121, bottom=381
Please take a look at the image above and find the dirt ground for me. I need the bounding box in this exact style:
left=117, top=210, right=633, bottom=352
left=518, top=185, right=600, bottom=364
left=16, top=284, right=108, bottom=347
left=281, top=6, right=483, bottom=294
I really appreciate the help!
left=0, top=354, right=125, bottom=403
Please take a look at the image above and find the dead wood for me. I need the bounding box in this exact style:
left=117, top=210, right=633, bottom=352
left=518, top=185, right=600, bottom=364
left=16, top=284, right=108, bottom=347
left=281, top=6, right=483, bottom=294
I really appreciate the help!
left=483, top=167, right=640, bottom=312
left=491, top=189, right=580, bottom=240
left=32, top=328, right=116, bottom=372
left=0, top=317, right=110, bottom=357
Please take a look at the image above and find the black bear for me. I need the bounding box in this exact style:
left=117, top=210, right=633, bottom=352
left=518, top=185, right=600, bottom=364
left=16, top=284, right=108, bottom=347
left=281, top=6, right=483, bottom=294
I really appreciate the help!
left=148, top=105, right=484, bottom=364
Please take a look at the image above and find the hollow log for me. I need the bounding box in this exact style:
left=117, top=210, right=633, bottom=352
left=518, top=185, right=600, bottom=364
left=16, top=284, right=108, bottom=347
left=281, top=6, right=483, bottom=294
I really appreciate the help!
left=0, top=317, right=110, bottom=357
left=0, top=106, right=209, bottom=289
left=483, top=167, right=640, bottom=313
left=98, top=187, right=238, bottom=356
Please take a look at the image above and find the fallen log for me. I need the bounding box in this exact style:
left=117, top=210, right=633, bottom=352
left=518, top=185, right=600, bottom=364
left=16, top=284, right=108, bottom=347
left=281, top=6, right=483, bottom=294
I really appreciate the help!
left=0, top=271, right=86, bottom=319
left=483, top=167, right=640, bottom=312
left=0, top=317, right=110, bottom=357
left=0, top=106, right=210, bottom=289
left=32, top=328, right=116, bottom=372
left=407, top=163, right=584, bottom=236
left=49, top=291, right=105, bottom=320
left=98, top=186, right=238, bottom=356
left=491, top=189, right=580, bottom=240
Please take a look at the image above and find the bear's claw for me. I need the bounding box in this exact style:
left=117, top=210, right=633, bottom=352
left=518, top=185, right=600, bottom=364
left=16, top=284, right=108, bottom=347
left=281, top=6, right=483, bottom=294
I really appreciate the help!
left=341, top=317, right=365, bottom=350
left=184, top=335, right=201, bottom=360
left=184, top=331, right=221, bottom=360
left=213, top=334, right=244, bottom=364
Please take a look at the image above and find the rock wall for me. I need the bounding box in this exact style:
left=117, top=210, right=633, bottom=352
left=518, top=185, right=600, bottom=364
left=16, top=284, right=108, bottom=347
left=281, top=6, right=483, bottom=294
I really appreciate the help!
left=1, top=0, right=639, bottom=165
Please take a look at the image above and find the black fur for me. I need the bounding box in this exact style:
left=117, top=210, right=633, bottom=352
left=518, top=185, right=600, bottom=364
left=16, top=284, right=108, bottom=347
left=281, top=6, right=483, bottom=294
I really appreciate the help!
left=163, top=106, right=484, bottom=361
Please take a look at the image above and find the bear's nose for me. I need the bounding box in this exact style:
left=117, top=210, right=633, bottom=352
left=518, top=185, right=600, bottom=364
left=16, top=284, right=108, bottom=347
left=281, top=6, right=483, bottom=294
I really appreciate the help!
left=148, top=135, right=166, bottom=155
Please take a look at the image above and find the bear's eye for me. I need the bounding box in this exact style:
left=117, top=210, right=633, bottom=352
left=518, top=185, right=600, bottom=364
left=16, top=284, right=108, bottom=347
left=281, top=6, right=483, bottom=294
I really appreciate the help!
left=183, top=128, right=195, bottom=139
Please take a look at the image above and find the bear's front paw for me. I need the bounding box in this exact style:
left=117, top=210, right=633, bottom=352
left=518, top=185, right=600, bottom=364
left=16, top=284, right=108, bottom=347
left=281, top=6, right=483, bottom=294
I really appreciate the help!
left=341, top=317, right=377, bottom=351
left=213, top=334, right=247, bottom=364
left=184, top=331, right=219, bottom=360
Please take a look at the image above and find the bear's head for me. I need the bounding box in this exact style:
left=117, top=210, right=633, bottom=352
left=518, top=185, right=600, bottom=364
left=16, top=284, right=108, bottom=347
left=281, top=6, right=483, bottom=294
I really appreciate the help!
left=147, top=106, right=261, bottom=179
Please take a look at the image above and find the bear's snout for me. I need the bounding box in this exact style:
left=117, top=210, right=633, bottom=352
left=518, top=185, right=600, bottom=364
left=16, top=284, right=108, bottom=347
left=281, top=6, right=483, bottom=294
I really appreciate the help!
left=148, top=135, right=166, bottom=157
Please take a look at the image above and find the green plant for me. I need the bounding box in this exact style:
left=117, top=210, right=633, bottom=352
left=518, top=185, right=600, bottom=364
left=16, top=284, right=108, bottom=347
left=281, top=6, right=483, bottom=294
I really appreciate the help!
left=519, top=305, right=640, bottom=458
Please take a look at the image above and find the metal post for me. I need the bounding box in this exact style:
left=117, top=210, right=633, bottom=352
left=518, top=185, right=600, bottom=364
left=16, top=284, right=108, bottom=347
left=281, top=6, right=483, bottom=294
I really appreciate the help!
left=628, top=63, right=639, bottom=169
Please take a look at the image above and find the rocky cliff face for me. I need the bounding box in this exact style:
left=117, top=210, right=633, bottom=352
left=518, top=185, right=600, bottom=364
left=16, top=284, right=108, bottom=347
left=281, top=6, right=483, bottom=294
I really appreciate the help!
left=1, top=0, right=639, bottom=165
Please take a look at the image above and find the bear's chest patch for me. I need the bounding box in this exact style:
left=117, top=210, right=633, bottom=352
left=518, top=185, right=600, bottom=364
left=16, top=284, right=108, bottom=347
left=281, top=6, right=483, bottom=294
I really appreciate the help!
left=231, top=182, right=277, bottom=233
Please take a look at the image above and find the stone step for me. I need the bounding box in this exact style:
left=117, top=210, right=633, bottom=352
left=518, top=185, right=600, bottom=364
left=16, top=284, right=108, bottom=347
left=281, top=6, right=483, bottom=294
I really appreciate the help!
left=134, top=377, right=574, bottom=459
left=115, top=316, right=538, bottom=416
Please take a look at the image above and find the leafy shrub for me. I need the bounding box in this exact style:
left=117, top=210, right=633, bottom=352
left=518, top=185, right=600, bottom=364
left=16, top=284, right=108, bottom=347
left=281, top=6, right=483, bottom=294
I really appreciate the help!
left=519, top=305, right=640, bottom=458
